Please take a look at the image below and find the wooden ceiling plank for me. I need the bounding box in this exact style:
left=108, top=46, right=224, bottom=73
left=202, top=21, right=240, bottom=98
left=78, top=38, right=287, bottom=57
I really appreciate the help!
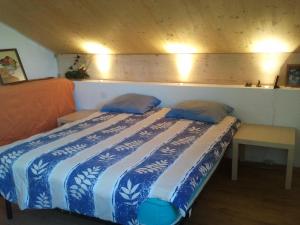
left=0, top=0, right=300, bottom=53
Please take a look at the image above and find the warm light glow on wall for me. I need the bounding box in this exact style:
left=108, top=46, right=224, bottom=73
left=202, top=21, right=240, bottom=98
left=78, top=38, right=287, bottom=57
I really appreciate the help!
left=175, top=54, right=194, bottom=81
left=164, top=43, right=197, bottom=54
left=260, top=53, right=280, bottom=73
left=95, top=54, right=111, bottom=78
left=164, top=43, right=197, bottom=82
left=81, top=41, right=112, bottom=78
left=251, top=38, right=289, bottom=84
left=251, top=38, right=289, bottom=53
left=82, top=41, right=111, bottom=54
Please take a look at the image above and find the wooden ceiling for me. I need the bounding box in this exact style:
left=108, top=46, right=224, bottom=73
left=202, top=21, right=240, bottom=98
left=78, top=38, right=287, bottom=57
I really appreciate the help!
left=1, top=0, right=300, bottom=54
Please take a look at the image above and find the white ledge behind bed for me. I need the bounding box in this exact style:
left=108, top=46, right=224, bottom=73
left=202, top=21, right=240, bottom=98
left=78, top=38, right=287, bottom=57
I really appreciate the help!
left=74, top=80, right=300, bottom=167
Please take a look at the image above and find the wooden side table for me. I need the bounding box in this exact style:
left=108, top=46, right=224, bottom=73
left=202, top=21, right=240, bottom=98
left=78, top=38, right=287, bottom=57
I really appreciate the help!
left=232, top=123, right=296, bottom=189
left=57, top=110, right=97, bottom=126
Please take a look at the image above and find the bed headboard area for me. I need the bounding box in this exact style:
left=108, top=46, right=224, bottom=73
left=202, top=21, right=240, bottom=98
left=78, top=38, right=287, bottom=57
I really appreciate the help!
left=0, top=78, right=75, bottom=146
left=74, top=80, right=300, bottom=167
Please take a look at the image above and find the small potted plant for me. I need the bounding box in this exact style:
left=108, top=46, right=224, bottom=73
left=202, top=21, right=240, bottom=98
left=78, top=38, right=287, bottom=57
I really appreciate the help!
left=65, top=55, right=90, bottom=80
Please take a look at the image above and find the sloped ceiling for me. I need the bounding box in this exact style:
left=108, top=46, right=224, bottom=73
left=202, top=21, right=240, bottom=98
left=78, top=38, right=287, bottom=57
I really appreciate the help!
left=0, top=0, right=300, bottom=54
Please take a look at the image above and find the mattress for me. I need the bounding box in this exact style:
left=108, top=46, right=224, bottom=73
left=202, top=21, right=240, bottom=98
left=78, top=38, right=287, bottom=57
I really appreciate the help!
left=0, top=108, right=239, bottom=225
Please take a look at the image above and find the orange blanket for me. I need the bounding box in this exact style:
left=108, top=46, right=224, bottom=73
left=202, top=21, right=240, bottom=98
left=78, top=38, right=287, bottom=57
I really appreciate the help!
left=0, top=78, right=75, bottom=146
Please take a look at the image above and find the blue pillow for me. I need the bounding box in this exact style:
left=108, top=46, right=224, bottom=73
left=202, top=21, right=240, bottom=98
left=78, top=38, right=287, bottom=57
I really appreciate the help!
left=166, top=100, right=233, bottom=123
left=101, top=93, right=161, bottom=114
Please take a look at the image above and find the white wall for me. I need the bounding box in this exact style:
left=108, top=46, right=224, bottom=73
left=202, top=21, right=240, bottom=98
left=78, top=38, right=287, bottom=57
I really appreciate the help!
left=0, top=22, right=58, bottom=79
left=74, top=80, right=300, bottom=167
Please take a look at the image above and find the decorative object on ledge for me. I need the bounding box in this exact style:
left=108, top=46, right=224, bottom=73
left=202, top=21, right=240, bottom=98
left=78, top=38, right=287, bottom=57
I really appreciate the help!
left=0, top=49, right=27, bottom=85
left=256, top=80, right=261, bottom=87
left=245, top=82, right=252, bottom=87
left=65, top=55, right=90, bottom=80
left=286, top=64, right=300, bottom=87
left=273, top=75, right=280, bottom=89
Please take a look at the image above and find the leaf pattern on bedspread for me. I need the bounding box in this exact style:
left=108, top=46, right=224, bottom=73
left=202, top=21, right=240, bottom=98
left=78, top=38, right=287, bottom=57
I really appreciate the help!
left=31, top=160, right=49, bottom=180
left=70, top=166, right=101, bottom=200
left=52, top=144, right=87, bottom=156
left=0, top=108, right=240, bottom=225
left=35, top=193, right=50, bottom=208
left=135, top=160, right=169, bottom=174
left=113, top=121, right=210, bottom=224
left=65, top=116, right=175, bottom=217
left=115, top=140, right=144, bottom=152
left=119, top=180, right=141, bottom=206
left=159, top=147, right=177, bottom=155
left=0, top=150, right=23, bottom=179
left=26, top=112, right=153, bottom=209
left=98, top=153, right=116, bottom=161
left=170, top=120, right=240, bottom=216
left=128, top=219, right=140, bottom=225
left=0, top=112, right=117, bottom=203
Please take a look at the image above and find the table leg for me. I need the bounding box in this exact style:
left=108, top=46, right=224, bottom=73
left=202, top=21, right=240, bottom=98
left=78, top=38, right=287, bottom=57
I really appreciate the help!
left=232, top=142, right=239, bottom=180
left=285, top=147, right=294, bottom=190
left=5, top=199, right=13, bottom=220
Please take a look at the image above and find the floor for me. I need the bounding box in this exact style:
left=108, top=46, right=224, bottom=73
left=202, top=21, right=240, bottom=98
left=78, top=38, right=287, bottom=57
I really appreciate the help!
left=1, top=160, right=299, bottom=225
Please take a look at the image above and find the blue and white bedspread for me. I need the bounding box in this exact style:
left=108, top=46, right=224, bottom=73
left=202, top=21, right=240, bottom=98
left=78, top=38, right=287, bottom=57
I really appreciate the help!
left=0, top=108, right=239, bottom=225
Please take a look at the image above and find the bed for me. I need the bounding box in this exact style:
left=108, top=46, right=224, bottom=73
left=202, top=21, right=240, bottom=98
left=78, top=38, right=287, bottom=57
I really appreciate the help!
left=0, top=107, right=239, bottom=225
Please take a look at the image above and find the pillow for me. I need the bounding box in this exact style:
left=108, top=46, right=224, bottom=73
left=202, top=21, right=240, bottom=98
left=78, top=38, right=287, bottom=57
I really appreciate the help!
left=166, top=100, right=233, bottom=123
left=101, top=93, right=161, bottom=114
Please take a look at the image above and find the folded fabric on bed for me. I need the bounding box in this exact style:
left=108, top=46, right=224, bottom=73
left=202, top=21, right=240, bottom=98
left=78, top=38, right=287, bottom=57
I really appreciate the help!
left=101, top=93, right=161, bottom=114
left=0, top=108, right=239, bottom=225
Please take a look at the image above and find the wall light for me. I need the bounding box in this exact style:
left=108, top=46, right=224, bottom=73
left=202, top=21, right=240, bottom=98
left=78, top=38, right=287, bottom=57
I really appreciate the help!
left=164, top=43, right=197, bottom=82
left=165, top=43, right=197, bottom=54
left=251, top=38, right=290, bottom=84
left=95, top=54, right=112, bottom=78
left=82, top=41, right=111, bottom=54
left=81, top=41, right=112, bottom=79
left=175, top=54, right=194, bottom=81
left=260, top=53, right=282, bottom=76
left=251, top=38, right=289, bottom=53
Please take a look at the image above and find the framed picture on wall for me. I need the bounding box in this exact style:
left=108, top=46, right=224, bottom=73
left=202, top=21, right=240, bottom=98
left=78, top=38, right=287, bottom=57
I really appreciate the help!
left=0, top=48, right=27, bottom=85
left=286, top=64, right=300, bottom=87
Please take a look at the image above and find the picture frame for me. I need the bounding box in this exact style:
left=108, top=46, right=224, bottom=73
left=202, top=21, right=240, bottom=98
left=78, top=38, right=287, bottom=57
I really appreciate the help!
left=0, top=48, right=27, bottom=85
left=286, top=64, right=300, bottom=87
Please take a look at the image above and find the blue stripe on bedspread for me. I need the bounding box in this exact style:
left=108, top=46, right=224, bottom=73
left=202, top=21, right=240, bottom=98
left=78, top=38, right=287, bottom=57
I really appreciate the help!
left=113, top=121, right=210, bottom=224
left=0, top=112, right=116, bottom=203
left=26, top=111, right=158, bottom=209
left=65, top=118, right=176, bottom=216
left=170, top=119, right=240, bottom=215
